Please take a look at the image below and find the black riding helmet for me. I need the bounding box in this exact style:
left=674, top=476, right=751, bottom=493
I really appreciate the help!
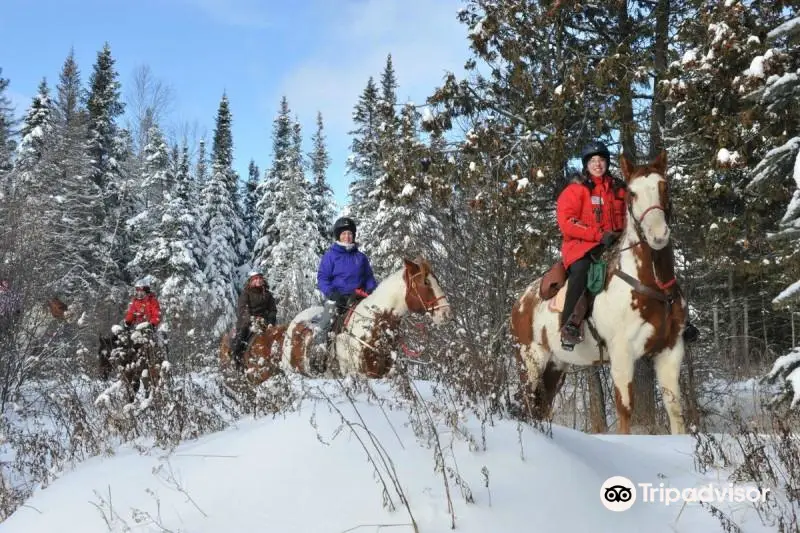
left=332, top=217, right=357, bottom=240
left=581, top=141, right=611, bottom=170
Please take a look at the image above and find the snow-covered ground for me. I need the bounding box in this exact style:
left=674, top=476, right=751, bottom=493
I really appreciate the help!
left=0, top=378, right=789, bottom=533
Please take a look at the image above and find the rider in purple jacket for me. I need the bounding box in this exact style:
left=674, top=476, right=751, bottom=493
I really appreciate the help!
left=313, top=217, right=377, bottom=358
left=317, top=218, right=377, bottom=302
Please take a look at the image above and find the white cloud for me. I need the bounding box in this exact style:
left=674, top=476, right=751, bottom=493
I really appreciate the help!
left=272, top=0, right=468, bottom=139
left=7, top=90, right=30, bottom=119
left=177, top=0, right=272, bottom=28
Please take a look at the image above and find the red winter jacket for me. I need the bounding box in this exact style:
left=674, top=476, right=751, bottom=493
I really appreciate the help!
left=556, top=173, right=626, bottom=269
left=125, top=293, right=161, bottom=327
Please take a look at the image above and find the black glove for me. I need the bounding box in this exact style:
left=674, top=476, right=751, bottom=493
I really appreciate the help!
left=601, top=231, right=621, bottom=248
left=327, top=290, right=341, bottom=303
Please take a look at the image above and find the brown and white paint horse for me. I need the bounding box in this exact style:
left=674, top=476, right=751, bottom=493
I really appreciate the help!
left=281, top=256, right=452, bottom=378
left=510, top=151, right=688, bottom=435
left=219, top=318, right=288, bottom=384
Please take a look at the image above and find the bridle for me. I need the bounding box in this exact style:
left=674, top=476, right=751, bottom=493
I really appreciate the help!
left=407, top=270, right=450, bottom=315
left=613, top=181, right=677, bottom=300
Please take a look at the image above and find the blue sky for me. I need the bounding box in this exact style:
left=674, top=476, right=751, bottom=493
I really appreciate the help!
left=0, top=0, right=469, bottom=209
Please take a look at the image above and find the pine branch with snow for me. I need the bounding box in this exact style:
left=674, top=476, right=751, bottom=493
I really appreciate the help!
left=763, top=348, right=800, bottom=410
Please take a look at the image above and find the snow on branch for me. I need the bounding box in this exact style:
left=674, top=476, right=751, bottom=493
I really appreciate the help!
left=747, top=137, right=800, bottom=190
left=767, top=16, right=800, bottom=41
left=763, top=348, right=800, bottom=409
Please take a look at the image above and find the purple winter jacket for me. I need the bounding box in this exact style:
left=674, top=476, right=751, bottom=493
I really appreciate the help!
left=317, top=242, right=377, bottom=300
left=0, top=289, right=22, bottom=318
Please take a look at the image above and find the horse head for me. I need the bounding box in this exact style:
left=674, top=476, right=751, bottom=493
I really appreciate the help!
left=401, top=255, right=452, bottom=324
left=620, top=150, right=672, bottom=251
left=46, top=296, right=68, bottom=320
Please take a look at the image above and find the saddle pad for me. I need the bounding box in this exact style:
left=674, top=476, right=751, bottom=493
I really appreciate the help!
left=548, top=281, right=568, bottom=313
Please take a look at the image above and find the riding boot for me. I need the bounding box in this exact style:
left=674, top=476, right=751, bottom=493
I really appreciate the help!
left=231, top=327, right=249, bottom=372
left=560, top=291, right=588, bottom=350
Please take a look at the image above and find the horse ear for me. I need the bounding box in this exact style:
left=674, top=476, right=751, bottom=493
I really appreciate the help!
left=652, top=150, right=667, bottom=176
left=413, top=254, right=430, bottom=275
left=620, top=154, right=635, bottom=182
left=403, top=257, right=419, bottom=273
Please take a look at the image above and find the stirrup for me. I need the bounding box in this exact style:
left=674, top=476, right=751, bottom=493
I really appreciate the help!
left=560, top=323, right=582, bottom=351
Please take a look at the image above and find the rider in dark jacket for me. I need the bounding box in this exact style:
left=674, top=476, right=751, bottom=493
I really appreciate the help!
left=232, top=270, right=278, bottom=368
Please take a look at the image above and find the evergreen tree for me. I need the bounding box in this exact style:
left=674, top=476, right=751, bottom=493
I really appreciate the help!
left=263, top=119, right=322, bottom=319
left=130, top=137, right=205, bottom=317
left=85, top=42, right=125, bottom=209
left=309, top=111, right=335, bottom=254
left=14, top=79, right=54, bottom=186
left=743, top=11, right=800, bottom=306
left=368, top=102, right=433, bottom=276
left=4, top=79, right=57, bottom=280
left=199, top=93, right=244, bottom=334
left=126, top=123, right=174, bottom=283
left=243, top=158, right=260, bottom=254
left=345, top=78, right=380, bottom=234
left=0, top=68, right=18, bottom=197
left=84, top=42, right=128, bottom=287
left=253, top=96, right=293, bottom=269
left=44, top=50, right=98, bottom=298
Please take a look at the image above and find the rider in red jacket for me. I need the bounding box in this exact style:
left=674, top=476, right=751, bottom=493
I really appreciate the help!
left=556, top=141, right=625, bottom=350
left=556, top=141, right=699, bottom=350
left=124, top=278, right=161, bottom=328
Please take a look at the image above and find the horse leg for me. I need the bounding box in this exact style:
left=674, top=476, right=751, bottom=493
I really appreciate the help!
left=533, top=360, right=566, bottom=421
left=609, top=345, right=635, bottom=434
left=653, top=342, right=686, bottom=434
left=516, top=340, right=551, bottom=421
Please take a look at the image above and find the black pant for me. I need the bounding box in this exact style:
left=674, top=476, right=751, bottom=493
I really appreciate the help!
left=562, top=243, right=604, bottom=326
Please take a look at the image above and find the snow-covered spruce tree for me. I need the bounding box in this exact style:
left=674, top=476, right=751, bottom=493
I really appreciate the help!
left=40, top=50, right=95, bottom=299
left=309, top=111, right=336, bottom=255
left=199, top=93, right=245, bottom=334
left=742, top=12, right=800, bottom=307
left=242, top=158, right=260, bottom=254
left=0, top=68, right=18, bottom=237
left=5, top=80, right=58, bottom=277
left=38, top=43, right=128, bottom=303
left=738, top=12, right=800, bottom=409
left=0, top=68, right=17, bottom=184
left=263, top=120, right=323, bottom=320
left=140, top=141, right=205, bottom=318
left=191, top=137, right=209, bottom=272
left=344, top=77, right=381, bottom=234
left=12, top=79, right=55, bottom=197
left=368, top=102, right=436, bottom=277
left=125, top=123, right=174, bottom=282
left=252, top=96, right=292, bottom=271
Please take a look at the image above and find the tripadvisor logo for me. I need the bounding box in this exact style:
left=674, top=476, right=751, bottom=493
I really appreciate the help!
left=601, top=476, right=770, bottom=512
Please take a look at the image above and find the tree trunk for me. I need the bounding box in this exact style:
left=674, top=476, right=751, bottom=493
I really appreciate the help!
left=617, top=0, right=637, bottom=159
left=649, top=0, right=669, bottom=158
left=682, top=345, right=701, bottom=430
left=588, top=366, right=608, bottom=433
left=631, top=357, right=657, bottom=432
left=743, top=300, right=749, bottom=377
left=729, top=269, right=737, bottom=372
